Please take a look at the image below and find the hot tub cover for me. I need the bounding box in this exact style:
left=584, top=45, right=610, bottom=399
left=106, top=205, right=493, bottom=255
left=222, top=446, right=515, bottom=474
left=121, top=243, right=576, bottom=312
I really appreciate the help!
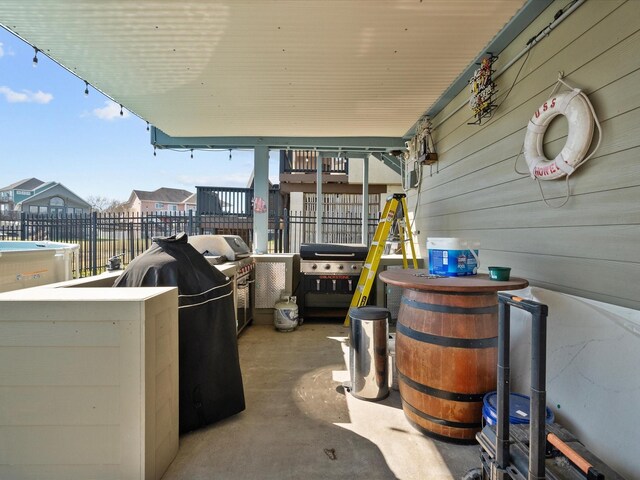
left=114, top=232, right=245, bottom=433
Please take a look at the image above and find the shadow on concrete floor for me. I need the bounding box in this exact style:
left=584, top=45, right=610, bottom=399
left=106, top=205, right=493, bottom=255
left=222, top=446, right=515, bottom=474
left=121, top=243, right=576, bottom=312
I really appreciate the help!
left=162, top=323, right=480, bottom=480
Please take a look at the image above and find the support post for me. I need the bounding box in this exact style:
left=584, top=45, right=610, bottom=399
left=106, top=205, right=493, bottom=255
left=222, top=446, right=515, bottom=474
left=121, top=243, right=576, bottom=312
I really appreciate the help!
left=497, top=300, right=511, bottom=472
left=362, top=154, right=370, bottom=245
left=253, top=146, right=270, bottom=254
left=316, top=150, right=323, bottom=243
left=530, top=305, right=548, bottom=480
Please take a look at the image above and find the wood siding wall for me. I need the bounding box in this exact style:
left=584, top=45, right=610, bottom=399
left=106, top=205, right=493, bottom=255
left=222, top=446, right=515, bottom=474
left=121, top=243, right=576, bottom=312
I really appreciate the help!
left=411, top=0, right=640, bottom=310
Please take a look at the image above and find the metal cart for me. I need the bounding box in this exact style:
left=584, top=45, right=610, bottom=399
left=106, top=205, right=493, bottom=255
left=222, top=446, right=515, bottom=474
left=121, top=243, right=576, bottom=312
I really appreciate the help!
left=470, top=293, right=624, bottom=480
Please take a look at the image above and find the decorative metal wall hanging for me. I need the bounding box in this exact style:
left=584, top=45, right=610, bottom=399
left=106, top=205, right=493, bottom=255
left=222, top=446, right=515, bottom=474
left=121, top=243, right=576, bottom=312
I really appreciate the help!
left=468, top=53, right=498, bottom=125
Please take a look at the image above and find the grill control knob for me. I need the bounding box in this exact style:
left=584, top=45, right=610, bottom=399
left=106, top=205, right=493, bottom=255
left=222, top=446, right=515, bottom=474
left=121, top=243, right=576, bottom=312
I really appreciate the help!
left=324, top=264, right=331, bottom=270
left=351, top=264, right=358, bottom=271
left=338, top=264, right=344, bottom=270
left=311, top=264, right=317, bottom=270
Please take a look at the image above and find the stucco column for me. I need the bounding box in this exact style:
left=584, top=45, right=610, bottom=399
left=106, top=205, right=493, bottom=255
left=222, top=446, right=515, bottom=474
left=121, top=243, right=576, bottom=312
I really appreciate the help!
left=253, top=146, right=269, bottom=254
left=362, top=154, right=369, bottom=245
left=316, top=150, right=323, bottom=244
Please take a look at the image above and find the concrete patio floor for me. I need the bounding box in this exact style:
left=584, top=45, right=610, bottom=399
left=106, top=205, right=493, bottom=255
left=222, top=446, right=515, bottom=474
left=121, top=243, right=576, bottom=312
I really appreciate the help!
left=161, top=322, right=480, bottom=480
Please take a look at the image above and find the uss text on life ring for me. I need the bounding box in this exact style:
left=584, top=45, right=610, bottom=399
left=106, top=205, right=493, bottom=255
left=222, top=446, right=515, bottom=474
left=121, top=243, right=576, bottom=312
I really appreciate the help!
left=523, top=89, right=595, bottom=180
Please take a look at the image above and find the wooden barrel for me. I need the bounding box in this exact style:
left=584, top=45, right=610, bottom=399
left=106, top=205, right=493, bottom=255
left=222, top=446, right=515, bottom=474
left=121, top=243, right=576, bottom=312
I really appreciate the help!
left=396, top=287, right=498, bottom=443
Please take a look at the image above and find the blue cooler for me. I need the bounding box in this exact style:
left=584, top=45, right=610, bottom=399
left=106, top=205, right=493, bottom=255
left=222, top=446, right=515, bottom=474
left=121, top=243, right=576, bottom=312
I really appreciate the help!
left=482, top=392, right=554, bottom=426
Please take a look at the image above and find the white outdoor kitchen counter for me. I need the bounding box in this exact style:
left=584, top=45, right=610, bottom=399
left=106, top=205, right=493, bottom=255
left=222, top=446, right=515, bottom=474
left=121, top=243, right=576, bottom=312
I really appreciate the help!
left=214, top=262, right=236, bottom=278
left=0, top=285, right=179, bottom=480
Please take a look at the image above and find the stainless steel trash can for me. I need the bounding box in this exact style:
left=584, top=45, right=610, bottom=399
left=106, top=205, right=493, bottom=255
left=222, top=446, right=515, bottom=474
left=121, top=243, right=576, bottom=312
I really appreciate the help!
left=349, top=306, right=390, bottom=401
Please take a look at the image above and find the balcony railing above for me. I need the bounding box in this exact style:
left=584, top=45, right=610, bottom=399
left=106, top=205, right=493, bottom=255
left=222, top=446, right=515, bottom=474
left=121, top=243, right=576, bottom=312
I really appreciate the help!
left=280, top=150, right=348, bottom=175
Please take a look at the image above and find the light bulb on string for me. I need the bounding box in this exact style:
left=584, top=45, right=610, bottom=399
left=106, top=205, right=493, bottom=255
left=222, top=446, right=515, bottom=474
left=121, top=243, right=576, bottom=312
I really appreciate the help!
left=229, top=149, right=232, bottom=161
left=146, top=122, right=150, bottom=132
left=32, top=47, right=38, bottom=67
left=84, top=81, right=89, bottom=96
left=190, top=149, right=194, bottom=159
left=119, top=104, right=123, bottom=116
left=153, top=145, right=157, bottom=157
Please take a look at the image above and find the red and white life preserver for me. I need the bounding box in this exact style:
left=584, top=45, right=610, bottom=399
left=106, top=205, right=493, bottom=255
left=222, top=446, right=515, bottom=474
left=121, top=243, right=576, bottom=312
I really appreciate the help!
left=523, top=89, right=595, bottom=180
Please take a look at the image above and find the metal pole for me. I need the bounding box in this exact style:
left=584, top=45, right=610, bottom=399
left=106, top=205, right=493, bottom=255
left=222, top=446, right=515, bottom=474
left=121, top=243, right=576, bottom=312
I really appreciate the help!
left=362, top=154, right=369, bottom=246
left=91, top=211, right=98, bottom=276
left=283, top=208, right=290, bottom=253
left=530, top=304, right=548, bottom=480
left=316, top=150, right=323, bottom=243
left=497, top=299, right=511, bottom=471
left=20, top=211, right=26, bottom=240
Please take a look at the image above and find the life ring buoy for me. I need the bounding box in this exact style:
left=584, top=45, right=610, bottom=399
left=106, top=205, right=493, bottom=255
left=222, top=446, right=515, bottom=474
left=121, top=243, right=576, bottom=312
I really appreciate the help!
left=523, top=89, right=595, bottom=180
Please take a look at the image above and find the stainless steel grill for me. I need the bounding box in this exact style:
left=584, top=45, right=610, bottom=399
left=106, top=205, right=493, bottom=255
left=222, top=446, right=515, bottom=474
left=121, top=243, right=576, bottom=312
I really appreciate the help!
left=299, top=243, right=368, bottom=317
left=189, top=234, right=254, bottom=334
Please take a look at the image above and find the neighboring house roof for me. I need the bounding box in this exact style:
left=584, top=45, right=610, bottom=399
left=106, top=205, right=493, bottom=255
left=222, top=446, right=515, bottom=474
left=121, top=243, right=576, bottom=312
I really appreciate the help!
left=16, top=182, right=91, bottom=209
left=182, top=193, right=196, bottom=205
left=0, top=177, right=45, bottom=192
left=130, top=187, right=194, bottom=204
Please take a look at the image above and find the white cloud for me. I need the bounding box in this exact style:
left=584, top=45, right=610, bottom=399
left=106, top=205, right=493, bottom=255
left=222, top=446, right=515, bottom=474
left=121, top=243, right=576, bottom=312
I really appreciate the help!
left=93, top=101, right=130, bottom=120
left=0, top=86, right=53, bottom=104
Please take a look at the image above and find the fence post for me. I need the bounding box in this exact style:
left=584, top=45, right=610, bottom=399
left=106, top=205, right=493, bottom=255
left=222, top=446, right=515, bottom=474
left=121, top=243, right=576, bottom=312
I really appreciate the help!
left=283, top=208, right=289, bottom=253
left=188, top=210, right=193, bottom=236
left=91, top=211, right=98, bottom=276
left=20, top=212, right=26, bottom=240
left=128, top=220, right=135, bottom=264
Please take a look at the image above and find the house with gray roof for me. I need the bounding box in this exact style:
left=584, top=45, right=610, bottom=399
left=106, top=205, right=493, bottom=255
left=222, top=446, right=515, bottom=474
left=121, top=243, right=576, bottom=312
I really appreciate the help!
left=0, top=178, right=91, bottom=216
left=125, top=187, right=196, bottom=214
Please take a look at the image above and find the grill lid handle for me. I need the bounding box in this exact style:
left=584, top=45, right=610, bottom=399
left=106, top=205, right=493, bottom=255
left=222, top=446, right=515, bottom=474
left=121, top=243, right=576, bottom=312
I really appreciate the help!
left=313, top=252, right=356, bottom=257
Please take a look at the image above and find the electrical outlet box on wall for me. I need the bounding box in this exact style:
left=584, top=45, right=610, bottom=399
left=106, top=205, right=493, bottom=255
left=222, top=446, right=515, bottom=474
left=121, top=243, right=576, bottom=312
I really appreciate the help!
left=408, top=169, right=418, bottom=189
left=404, top=158, right=419, bottom=189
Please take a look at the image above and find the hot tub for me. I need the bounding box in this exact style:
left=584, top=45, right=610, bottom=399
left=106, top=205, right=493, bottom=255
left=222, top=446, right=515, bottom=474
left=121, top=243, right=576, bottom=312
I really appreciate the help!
left=0, top=241, right=79, bottom=293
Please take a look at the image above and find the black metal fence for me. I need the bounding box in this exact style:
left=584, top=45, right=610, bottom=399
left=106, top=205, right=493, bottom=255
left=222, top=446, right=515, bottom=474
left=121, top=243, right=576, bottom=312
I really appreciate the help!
left=284, top=210, right=379, bottom=253
left=0, top=208, right=377, bottom=278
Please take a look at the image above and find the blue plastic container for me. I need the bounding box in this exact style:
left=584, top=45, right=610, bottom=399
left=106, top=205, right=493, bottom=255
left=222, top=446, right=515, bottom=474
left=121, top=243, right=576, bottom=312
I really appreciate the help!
left=482, top=392, right=554, bottom=426
left=426, top=238, right=480, bottom=277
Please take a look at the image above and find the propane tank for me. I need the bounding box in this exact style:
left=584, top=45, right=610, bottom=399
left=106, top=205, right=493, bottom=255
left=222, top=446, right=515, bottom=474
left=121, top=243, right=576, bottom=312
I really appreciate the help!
left=273, top=296, right=299, bottom=332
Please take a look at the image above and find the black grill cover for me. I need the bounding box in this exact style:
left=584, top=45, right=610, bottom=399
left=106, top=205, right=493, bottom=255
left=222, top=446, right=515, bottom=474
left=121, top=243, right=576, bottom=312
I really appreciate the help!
left=113, top=232, right=245, bottom=434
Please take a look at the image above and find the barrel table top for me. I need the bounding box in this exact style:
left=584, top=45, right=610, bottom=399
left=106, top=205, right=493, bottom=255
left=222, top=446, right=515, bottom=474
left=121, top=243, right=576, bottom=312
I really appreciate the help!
left=378, top=270, right=528, bottom=293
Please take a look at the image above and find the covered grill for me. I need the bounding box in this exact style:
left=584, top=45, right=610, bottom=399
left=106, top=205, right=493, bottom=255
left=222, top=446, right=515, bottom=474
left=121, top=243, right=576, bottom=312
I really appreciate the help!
left=299, top=243, right=369, bottom=317
left=189, top=235, right=255, bottom=334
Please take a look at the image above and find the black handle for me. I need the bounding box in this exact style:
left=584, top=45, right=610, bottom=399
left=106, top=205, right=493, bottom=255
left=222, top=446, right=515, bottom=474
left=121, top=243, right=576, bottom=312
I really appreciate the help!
left=498, top=292, right=548, bottom=316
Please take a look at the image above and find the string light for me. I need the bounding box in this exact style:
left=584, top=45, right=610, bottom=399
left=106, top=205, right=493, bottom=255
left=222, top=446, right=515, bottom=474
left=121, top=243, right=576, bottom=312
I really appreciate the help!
left=119, top=104, right=123, bottom=116
left=32, top=47, right=38, bottom=67
left=229, top=149, right=232, bottom=161
left=153, top=145, right=157, bottom=157
left=84, top=81, right=89, bottom=97
left=190, top=149, right=194, bottom=159
left=146, top=122, right=150, bottom=131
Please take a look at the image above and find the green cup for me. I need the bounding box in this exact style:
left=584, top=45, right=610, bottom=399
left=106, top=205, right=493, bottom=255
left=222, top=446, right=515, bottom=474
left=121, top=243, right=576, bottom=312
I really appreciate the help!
left=488, top=266, right=511, bottom=281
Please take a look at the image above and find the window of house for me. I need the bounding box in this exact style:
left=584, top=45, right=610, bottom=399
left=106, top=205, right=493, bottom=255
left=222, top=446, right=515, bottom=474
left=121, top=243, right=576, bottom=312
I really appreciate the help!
left=155, top=202, right=164, bottom=209
left=49, top=196, right=65, bottom=207
left=29, top=206, right=38, bottom=214
left=169, top=204, right=177, bottom=212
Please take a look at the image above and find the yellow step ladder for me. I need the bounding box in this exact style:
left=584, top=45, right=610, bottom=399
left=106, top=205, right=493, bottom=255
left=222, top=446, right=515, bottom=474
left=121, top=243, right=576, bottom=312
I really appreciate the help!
left=344, top=193, right=418, bottom=326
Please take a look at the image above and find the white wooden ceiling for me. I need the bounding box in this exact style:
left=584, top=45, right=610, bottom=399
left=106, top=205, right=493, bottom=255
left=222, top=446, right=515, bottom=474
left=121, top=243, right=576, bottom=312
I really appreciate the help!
left=0, top=1, right=527, bottom=139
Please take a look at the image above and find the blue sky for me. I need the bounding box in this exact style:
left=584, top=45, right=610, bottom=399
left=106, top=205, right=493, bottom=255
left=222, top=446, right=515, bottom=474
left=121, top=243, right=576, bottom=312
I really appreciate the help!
left=0, top=28, right=279, bottom=202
